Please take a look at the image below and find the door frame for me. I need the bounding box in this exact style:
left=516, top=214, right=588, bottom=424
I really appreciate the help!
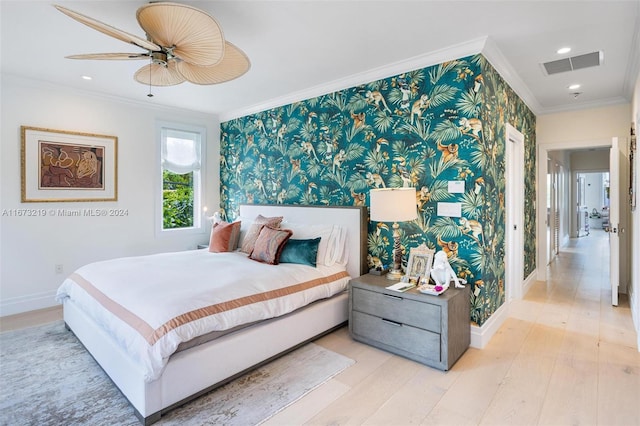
left=537, top=138, right=612, bottom=282
left=506, top=123, right=525, bottom=301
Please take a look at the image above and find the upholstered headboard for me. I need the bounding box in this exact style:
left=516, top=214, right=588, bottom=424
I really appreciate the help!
left=239, top=204, right=367, bottom=278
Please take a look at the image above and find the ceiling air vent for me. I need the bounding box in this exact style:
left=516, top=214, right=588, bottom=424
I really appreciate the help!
left=542, top=51, right=603, bottom=75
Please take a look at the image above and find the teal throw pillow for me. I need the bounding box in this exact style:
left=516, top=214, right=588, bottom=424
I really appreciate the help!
left=280, top=238, right=321, bottom=267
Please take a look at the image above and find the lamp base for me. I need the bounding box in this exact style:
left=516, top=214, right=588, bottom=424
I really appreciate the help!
left=386, top=269, right=404, bottom=280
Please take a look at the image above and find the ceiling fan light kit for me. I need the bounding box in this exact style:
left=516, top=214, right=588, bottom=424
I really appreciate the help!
left=54, top=2, right=250, bottom=88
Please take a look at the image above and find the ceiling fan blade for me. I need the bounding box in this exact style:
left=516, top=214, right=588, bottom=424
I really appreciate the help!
left=177, top=42, right=250, bottom=85
left=54, top=5, right=160, bottom=52
left=66, top=53, right=149, bottom=60
left=137, top=2, right=224, bottom=67
left=134, top=60, right=186, bottom=87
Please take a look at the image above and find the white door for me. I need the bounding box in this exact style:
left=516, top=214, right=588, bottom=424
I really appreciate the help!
left=506, top=123, right=524, bottom=301
left=609, top=138, right=620, bottom=306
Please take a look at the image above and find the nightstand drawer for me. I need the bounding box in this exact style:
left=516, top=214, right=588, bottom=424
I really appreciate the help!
left=351, top=311, right=441, bottom=364
left=351, top=287, right=441, bottom=333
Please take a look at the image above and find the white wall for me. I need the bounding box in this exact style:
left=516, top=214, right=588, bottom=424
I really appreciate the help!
left=536, top=104, right=631, bottom=291
left=630, top=71, right=640, bottom=349
left=537, top=104, right=631, bottom=144
left=0, top=76, right=220, bottom=316
left=571, top=150, right=610, bottom=171
left=582, top=173, right=605, bottom=213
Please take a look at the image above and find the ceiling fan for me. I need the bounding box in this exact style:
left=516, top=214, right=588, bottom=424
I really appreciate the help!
left=54, top=2, right=250, bottom=87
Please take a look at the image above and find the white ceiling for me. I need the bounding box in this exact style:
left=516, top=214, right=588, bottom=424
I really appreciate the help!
left=2, top=1, right=639, bottom=120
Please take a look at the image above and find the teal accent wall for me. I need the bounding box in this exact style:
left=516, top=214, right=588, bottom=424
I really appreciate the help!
left=220, top=54, right=536, bottom=326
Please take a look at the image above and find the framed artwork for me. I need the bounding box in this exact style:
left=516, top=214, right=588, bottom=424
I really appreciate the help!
left=21, top=126, right=117, bottom=202
left=406, top=243, right=435, bottom=282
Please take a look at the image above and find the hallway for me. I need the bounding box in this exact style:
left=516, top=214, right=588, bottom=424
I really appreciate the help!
left=484, top=228, right=639, bottom=425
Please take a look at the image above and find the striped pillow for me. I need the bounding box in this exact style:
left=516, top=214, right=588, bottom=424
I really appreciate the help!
left=249, top=226, right=293, bottom=265
left=240, top=215, right=283, bottom=254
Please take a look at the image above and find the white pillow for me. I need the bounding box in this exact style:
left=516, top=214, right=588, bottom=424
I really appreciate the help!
left=281, top=222, right=347, bottom=266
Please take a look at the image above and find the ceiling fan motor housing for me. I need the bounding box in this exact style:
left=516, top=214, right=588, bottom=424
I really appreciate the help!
left=151, top=51, right=168, bottom=67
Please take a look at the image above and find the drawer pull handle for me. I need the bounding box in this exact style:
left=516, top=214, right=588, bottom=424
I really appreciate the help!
left=381, top=318, right=402, bottom=327
left=383, top=293, right=403, bottom=301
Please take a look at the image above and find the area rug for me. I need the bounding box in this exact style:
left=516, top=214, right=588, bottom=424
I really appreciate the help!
left=0, top=321, right=354, bottom=425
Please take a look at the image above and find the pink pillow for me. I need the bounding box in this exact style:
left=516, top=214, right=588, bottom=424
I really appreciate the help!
left=209, top=221, right=241, bottom=253
left=249, top=226, right=293, bottom=265
left=240, top=215, right=283, bottom=254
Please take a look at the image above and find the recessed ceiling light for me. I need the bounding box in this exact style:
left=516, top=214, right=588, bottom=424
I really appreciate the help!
left=568, top=84, right=581, bottom=90
left=557, top=47, right=571, bottom=54
left=81, top=75, right=92, bottom=80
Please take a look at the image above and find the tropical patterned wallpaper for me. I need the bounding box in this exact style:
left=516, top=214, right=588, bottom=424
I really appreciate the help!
left=220, top=53, right=536, bottom=326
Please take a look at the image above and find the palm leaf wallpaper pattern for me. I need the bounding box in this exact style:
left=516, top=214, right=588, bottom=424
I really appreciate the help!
left=220, top=54, right=536, bottom=326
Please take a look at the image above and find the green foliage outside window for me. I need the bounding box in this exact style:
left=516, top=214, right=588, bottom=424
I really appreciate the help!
left=163, top=170, right=194, bottom=229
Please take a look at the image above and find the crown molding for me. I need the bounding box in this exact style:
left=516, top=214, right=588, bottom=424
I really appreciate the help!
left=1, top=73, right=218, bottom=119
left=480, top=37, right=542, bottom=115
left=537, top=96, right=630, bottom=116
left=219, top=37, right=490, bottom=122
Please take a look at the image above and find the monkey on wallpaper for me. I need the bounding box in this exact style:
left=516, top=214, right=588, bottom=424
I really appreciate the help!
left=351, top=189, right=366, bottom=206
left=276, top=188, right=287, bottom=204
left=366, top=172, right=385, bottom=188
left=351, top=112, right=366, bottom=129
left=437, top=235, right=459, bottom=258
left=393, top=156, right=412, bottom=187
left=235, top=162, right=244, bottom=182
left=269, top=111, right=280, bottom=134
left=253, top=118, right=267, bottom=135
left=276, top=124, right=287, bottom=145
left=393, top=75, right=412, bottom=110
left=459, top=117, right=483, bottom=137
left=365, top=90, right=391, bottom=113
left=367, top=254, right=384, bottom=270
left=410, top=94, right=430, bottom=124
left=459, top=217, right=483, bottom=242
left=254, top=177, right=267, bottom=197
left=416, top=186, right=431, bottom=211
left=290, top=158, right=301, bottom=173
left=301, top=140, right=319, bottom=161
left=437, top=139, right=459, bottom=162
left=333, top=149, right=347, bottom=174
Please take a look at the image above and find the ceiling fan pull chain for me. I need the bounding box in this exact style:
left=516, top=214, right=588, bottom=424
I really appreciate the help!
left=147, top=58, right=154, bottom=98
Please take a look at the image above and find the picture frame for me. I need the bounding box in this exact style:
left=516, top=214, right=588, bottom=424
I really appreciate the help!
left=21, top=126, right=118, bottom=202
left=405, top=243, right=435, bottom=283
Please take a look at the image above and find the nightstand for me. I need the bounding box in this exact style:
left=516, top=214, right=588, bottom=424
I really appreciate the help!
left=349, top=273, right=470, bottom=370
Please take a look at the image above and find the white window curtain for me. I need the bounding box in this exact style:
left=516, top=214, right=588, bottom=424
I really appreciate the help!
left=162, top=128, right=201, bottom=174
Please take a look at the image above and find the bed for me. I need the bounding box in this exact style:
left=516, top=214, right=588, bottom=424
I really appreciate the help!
left=57, top=204, right=367, bottom=424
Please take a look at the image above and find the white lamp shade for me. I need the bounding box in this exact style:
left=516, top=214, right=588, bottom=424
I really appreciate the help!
left=370, top=188, right=418, bottom=222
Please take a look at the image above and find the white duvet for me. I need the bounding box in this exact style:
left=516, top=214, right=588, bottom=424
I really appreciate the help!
left=56, top=249, right=349, bottom=381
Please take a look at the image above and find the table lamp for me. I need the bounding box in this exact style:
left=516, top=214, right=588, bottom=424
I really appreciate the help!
left=370, top=188, right=418, bottom=280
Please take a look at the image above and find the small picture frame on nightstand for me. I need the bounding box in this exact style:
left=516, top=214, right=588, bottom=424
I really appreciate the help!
left=406, top=243, right=434, bottom=283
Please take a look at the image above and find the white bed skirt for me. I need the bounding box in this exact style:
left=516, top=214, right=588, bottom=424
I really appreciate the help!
left=64, top=291, right=349, bottom=424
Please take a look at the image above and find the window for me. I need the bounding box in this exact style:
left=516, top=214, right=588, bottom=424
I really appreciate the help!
left=158, top=122, right=205, bottom=233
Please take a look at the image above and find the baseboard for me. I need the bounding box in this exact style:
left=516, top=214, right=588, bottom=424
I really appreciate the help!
left=629, top=283, right=640, bottom=351
left=523, top=269, right=537, bottom=296
left=470, top=302, right=509, bottom=349
left=0, top=291, right=57, bottom=317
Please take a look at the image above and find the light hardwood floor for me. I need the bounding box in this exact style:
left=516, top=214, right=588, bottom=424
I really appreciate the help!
left=1, top=229, right=638, bottom=425
left=266, top=229, right=639, bottom=426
